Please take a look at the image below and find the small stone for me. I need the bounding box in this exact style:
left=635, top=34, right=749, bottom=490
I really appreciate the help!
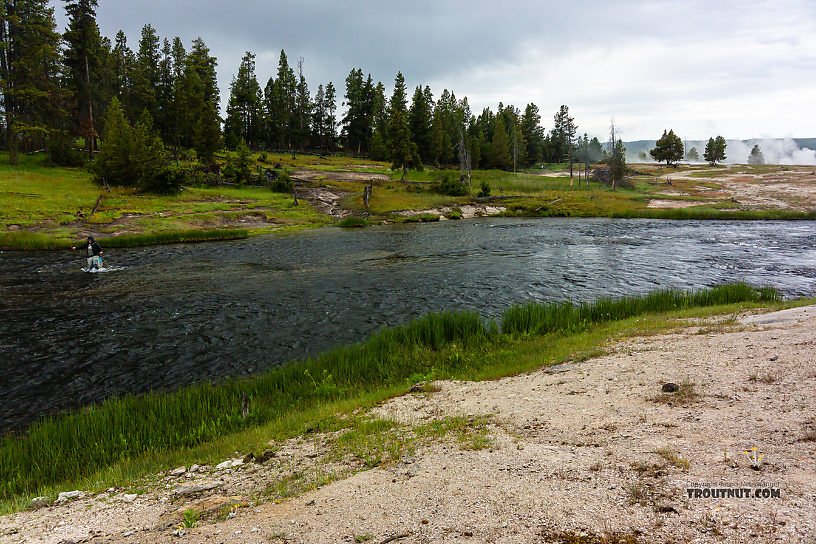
left=122, top=494, right=138, bottom=503
left=216, top=460, right=232, bottom=470
left=123, top=531, right=134, bottom=537
left=662, top=382, right=680, bottom=393
left=30, top=496, right=47, bottom=503
left=250, top=527, right=259, bottom=533
left=169, top=466, right=186, bottom=477
left=422, top=519, right=429, bottom=524
left=173, top=482, right=221, bottom=496
left=189, top=464, right=201, bottom=472
left=56, top=490, right=84, bottom=503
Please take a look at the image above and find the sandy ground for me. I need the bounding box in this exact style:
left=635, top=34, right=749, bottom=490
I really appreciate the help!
left=649, top=166, right=816, bottom=210
left=3, top=306, right=816, bottom=544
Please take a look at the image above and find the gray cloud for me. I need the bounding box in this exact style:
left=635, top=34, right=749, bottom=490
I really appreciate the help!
left=51, top=0, right=816, bottom=141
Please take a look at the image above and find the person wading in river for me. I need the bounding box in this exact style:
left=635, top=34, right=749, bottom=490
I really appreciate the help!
left=72, top=235, right=104, bottom=270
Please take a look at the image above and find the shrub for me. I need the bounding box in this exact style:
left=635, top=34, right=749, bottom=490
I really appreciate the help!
left=432, top=171, right=468, bottom=196
left=257, top=151, right=268, bottom=163
left=445, top=209, right=463, bottom=220
left=270, top=170, right=294, bottom=193
left=337, top=217, right=368, bottom=228
left=223, top=140, right=252, bottom=185
left=477, top=180, right=491, bottom=198
left=94, top=98, right=171, bottom=193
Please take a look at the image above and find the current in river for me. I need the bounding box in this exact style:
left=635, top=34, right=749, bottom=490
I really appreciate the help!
left=2, top=217, right=815, bottom=432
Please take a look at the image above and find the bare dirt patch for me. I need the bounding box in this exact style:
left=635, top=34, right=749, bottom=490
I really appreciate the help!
left=293, top=169, right=391, bottom=184
left=646, top=199, right=706, bottom=209
left=3, top=307, right=815, bottom=543
left=394, top=204, right=506, bottom=219
left=659, top=166, right=816, bottom=211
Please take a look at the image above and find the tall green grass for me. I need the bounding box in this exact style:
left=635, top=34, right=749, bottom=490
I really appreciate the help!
left=0, top=228, right=249, bottom=250
left=0, top=231, right=72, bottom=250
left=100, top=228, right=249, bottom=247
left=611, top=208, right=816, bottom=220
left=500, top=283, right=778, bottom=336
left=0, top=283, right=777, bottom=500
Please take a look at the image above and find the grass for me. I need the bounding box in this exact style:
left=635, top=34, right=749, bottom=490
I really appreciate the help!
left=5, top=153, right=816, bottom=250
left=654, top=447, right=690, bottom=470
left=0, top=283, right=783, bottom=506
left=0, top=153, right=331, bottom=249
left=336, top=216, right=368, bottom=228
left=650, top=380, right=699, bottom=406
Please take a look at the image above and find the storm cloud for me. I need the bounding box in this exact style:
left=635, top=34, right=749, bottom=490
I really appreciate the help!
left=51, top=0, right=816, bottom=141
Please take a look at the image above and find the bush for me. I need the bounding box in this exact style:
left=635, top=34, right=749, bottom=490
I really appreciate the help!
left=445, top=209, right=463, bottom=220
left=477, top=180, right=491, bottom=198
left=223, top=140, right=252, bottom=185
left=337, top=217, right=368, bottom=228
left=432, top=171, right=468, bottom=196
left=94, top=98, right=171, bottom=193
left=270, top=170, right=294, bottom=193
left=257, top=151, right=268, bottom=163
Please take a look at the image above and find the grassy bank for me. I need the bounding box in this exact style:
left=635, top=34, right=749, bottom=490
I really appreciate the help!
left=0, top=283, right=782, bottom=505
left=0, top=228, right=249, bottom=250
left=5, top=152, right=816, bottom=249
left=0, top=153, right=331, bottom=250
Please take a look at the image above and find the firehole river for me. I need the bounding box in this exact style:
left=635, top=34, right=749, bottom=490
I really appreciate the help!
left=2, top=217, right=816, bottom=433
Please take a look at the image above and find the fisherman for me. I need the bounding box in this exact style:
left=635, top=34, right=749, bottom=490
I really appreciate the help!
left=72, top=235, right=103, bottom=270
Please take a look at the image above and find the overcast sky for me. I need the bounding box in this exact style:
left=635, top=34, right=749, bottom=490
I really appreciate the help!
left=51, top=0, right=816, bottom=141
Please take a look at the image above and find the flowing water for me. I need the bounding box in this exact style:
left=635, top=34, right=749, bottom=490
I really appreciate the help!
left=2, top=218, right=815, bottom=433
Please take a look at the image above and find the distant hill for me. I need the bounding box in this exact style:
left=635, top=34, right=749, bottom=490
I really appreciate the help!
left=623, top=137, right=816, bottom=165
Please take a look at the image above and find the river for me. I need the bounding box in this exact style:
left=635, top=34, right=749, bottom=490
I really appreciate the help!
left=2, top=218, right=815, bottom=433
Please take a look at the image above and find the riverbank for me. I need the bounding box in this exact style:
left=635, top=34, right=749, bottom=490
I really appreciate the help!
left=3, top=152, right=816, bottom=250
left=1, top=292, right=814, bottom=543
left=0, top=286, right=791, bottom=499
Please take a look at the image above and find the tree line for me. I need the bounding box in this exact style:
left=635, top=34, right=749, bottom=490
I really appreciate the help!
left=1, top=0, right=611, bottom=186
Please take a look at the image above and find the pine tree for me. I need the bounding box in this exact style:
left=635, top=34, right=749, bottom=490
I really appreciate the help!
left=132, top=24, right=160, bottom=122
left=489, top=115, right=511, bottom=170
left=386, top=72, right=418, bottom=179
left=223, top=51, right=262, bottom=149
left=293, top=56, right=311, bottom=152
left=312, top=83, right=325, bottom=149
left=110, top=30, right=135, bottom=117
left=650, top=129, right=684, bottom=166
left=704, top=136, right=727, bottom=165
left=340, top=68, right=372, bottom=155
left=520, top=103, right=544, bottom=166
left=94, top=96, right=133, bottom=185
left=747, top=144, right=765, bottom=165
left=409, top=85, right=432, bottom=163
left=156, top=38, right=173, bottom=142
left=63, top=0, right=102, bottom=159
left=685, top=146, right=699, bottom=161
left=324, top=81, right=336, bottom=151
left=265, top=50, right=296, bottom=150
left=370, top=81, right=387, bottom=159
left=193, top=95, right=221, bottom=163
left=95, top=97, right=167, bottom=192
left=0, top=0, right=63, bottom=163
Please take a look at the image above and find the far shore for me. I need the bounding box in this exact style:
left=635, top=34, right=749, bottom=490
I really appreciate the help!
left=3, top=152, right=816, bottom=251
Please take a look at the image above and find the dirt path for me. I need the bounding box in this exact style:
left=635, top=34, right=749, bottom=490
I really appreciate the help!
left=2, top=307, right=815, bottom=543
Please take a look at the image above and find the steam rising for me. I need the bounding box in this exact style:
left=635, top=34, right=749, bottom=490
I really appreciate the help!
left=723, top=139, right=816, bottom=165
